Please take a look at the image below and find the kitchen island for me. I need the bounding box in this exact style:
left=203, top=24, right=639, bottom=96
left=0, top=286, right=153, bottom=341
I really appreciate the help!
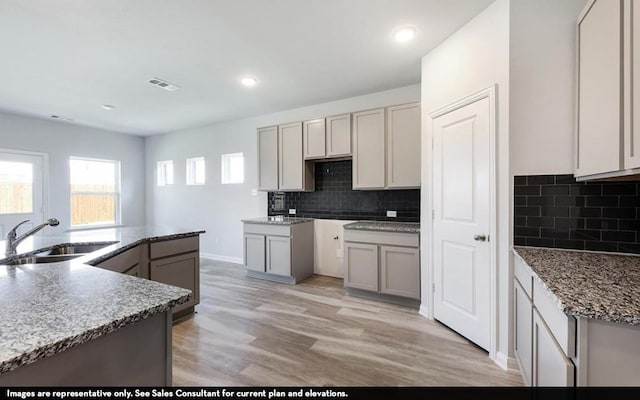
left=0, top=226, right=204, bottom=386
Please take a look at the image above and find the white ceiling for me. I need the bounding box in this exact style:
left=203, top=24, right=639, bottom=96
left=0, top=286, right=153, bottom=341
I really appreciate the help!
left=0, top=0, right=493, bottom=136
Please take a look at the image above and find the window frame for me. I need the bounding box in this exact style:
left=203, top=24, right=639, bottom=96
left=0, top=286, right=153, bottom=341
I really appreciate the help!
left=69, top=156, right=121, bottom=229
left=221, top=152, right=245, bottom=185
left=186, top=157, right=206, bottom=186
left=157, top=160, right=174, bottom=187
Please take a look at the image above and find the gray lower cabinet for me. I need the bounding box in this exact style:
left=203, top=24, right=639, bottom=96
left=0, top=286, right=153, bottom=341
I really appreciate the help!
left=244, top=234, right=265, bottom=272
left=95, top=246, right=143, bottom=278
left=94, top=235, right=201, bottom=319
left=380, top=245, right=420, bottom=298
left=514, top=279, right=533, bottom=386
left=533, top=309, right=575, bottom=386
left=344, top=229, right=420, bottom=300
left=150, top=252, right=200, bottom=315
left=243, top=221, right=314, bottom=284
left=344, top=242, right=379, bottom=292
left=266, top=235, right=291, bottom=276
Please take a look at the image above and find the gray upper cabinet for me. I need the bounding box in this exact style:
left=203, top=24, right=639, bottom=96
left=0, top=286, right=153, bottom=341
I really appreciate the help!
left=352, top=108, right=386, bottom=189
left=387, top=102, right=421, bottom=188
left=576, top=0, right=622, bottom=178
left=625, top=0, right=640, bottom=169
left=258, top=126, right=278, bottom=191
left=303, top=118, right=326, bottom=160
left=326, top=114, right=352, bottom=157
left=279, top=122, right=314, bottom=191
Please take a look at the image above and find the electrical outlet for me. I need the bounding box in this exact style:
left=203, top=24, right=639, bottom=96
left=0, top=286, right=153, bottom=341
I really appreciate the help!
left=289, top=209, right=296, bottom=215
left=387, top=210, right=397, bottom=218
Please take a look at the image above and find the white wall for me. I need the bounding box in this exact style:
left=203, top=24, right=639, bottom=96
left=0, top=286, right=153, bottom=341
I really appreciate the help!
left=510, top=0, right=588, bottom=175
left=145, top=84, right=421, bottom=263
left=420, top=0, right=511, bottom=365
left=0, top=111, right=146, bottom=231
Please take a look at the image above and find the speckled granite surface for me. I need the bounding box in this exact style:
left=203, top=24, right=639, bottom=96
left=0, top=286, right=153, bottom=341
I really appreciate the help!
left=514, top=246, right=640, bottom=326
left=0, top=226, right=203, bottom=375
left=343, top=221, right=420, bottom=233
left=242, top=217, right=314, bottom=225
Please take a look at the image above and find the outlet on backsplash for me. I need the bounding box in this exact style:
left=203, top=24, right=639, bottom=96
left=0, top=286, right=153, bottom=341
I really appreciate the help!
left=387, top=210, right=397, bottom=218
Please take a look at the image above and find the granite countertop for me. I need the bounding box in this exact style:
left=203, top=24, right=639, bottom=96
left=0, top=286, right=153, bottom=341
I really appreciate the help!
left=242, top=216, right=314, bottom=225
left=0, top=226, right=204, bottom=375
left=513, top=246, right=640, bottom=326
left=343, top=221, right=420, bottom=233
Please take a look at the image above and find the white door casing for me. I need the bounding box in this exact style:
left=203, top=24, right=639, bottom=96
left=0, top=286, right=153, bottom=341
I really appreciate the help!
left=0, top=149, right=49, bottom=238
left=430, top=88, right=496, bottom=354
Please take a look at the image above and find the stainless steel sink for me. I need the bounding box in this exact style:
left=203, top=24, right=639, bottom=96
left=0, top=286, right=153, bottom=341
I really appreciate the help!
left=7, top=254, right=84, bottom=265
left=40, top=242, right=118, bottom=255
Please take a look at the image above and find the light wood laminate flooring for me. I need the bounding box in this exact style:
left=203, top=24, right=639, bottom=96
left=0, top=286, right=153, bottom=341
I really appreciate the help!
left=172, top=261, right=522, bottom=386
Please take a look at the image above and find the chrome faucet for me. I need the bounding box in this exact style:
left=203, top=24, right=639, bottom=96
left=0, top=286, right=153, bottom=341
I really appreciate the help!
left=5, top=218, right=60, bottom=257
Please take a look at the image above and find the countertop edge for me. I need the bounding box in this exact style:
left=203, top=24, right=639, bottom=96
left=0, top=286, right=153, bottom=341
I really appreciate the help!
left=512, top=247, right=640, bottom=326
left=0, top=293, right=190, bottom=375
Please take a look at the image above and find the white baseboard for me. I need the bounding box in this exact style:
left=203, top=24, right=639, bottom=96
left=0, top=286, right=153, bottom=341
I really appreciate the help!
left=200, top=252, right=243, bottom=265
left=418, top=303, right=432, bottom=319
left=494, top=351, right=517, bottom=371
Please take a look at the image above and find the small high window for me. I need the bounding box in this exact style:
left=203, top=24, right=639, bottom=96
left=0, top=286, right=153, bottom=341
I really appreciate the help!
left=221, top=153, right=244, bottom=184
left=186, top=157, right=206, bottom=186
left=157, top=160, right=174, bottom=186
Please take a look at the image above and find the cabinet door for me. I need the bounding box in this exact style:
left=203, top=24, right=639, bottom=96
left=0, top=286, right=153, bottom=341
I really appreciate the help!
left=303, top=118, right=326, bottom=159
left=387, top=103, right=421, bottom=188
left=266, top=235, right=291, bottom=276
left=279, top=122, right=304, bottom=191
left=244, top=234, right=265, bottom=272
left=625, top=0, right=640, bottom=168
left=379, top=245, right=420, bottom=299
left=352, top=108, right=385, bottom=189
left=150, top=252, right=200, bottom=313
left=344, top=242, right=379, bottom=291
left=533, top=309, right=575, bottom=387
left=258, top=126, right=278, bottom=191
left=96, top=246, right=141, bottom=275
left=514, top=280, right=533, bottom=386
left=124, top=264, right=140, bottom=277
left=326, top=114, right=351, bottom=157
left=576, top=0, right=623, bottom=177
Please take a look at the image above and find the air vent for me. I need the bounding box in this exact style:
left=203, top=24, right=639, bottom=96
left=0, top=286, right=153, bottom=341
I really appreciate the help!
left=148, top=77, right=181, bottom=91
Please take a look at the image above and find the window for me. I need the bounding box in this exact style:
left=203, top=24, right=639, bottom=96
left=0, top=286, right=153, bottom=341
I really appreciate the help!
left=0, top=161, right=33, bottom=214
left=157, top=160, right=174, bottom=186
left=221, top=153, right=244, bottom=184
left=69, top=157, right=120, bottom=227
left=186, top=157, right=206, bottom=185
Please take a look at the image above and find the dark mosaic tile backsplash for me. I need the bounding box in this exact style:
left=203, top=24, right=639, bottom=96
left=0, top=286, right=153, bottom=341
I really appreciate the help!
left=514, top=174, right=640, bottom=254
left=268, top=160, right=420, bottom=222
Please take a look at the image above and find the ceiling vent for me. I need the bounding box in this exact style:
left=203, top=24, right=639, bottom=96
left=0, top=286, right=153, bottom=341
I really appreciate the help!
left=148, top=77, right=181, bottom=91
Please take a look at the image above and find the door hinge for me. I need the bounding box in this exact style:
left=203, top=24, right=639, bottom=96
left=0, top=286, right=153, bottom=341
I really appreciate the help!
left=432, top=210, right=435, bottom=219
left=432, top=282, right=436, bottom=293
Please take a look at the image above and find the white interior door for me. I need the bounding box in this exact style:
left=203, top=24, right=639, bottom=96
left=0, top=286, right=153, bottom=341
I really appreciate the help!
left=0, top=150, right=45, bottom=237
left=432, top=96, right=491, bottom=351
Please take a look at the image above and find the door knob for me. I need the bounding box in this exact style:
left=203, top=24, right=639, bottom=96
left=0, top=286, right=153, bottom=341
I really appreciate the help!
left=474, top=234, right=488, bottom=242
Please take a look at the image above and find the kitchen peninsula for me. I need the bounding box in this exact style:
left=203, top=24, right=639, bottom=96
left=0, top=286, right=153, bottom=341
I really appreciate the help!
left=0, top=226, right=204, bottom=386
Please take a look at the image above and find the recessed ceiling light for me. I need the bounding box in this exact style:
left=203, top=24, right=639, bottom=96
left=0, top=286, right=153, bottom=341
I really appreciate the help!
left=102, top=104, right=116, bottom=110
left=393, top=26, right=416, bottom=43
left=240, top=76, right=258, bottom=87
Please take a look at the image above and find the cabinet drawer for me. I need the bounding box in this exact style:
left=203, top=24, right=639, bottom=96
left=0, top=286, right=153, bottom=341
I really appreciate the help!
left=244, top=223, right=292, bottom=237
left=533, top=279, right=576, bottom=358
left=514, top=253, right=533, bottom=299
left=343, top=229, right=418, bottom=247
left=150, top=236, right=199, bottom=259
